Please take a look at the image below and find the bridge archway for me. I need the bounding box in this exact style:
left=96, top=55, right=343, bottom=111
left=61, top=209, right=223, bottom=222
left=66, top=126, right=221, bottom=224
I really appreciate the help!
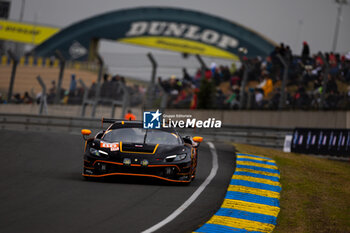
left=33, top=7, right=276, bottom=61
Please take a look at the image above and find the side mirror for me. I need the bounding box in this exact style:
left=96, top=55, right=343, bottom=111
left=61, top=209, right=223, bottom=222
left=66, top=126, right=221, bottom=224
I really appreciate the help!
left=192, top=136, right=203, bottom=148
left=192, top=136, right=203, bottom=143
left=81, top=129, right=91, bottom=140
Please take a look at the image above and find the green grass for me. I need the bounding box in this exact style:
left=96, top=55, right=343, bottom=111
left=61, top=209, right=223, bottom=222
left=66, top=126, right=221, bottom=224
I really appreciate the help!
left=233, top=143, right=350, bottom=233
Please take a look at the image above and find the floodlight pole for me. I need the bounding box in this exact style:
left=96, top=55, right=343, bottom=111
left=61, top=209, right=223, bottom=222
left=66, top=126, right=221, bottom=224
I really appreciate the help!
left=238, top=48, right=249, bottom=110
left=91, top=54, right=104, bottom=117
left=332, top=0, right=348, bottom=52
left=195, top=54, right=207, bottom=80
left=7, top=50, right=19, bottom=103
left=54, top=50, right=66, bottom=104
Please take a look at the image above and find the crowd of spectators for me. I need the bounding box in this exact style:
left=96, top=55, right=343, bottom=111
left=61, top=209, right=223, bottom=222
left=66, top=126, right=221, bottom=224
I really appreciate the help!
left=2, top=73, right=145, bottom=106
left=3, top=41, right=350, bottom=111
left=54, top=74, right=145, bottom=106
left=158, top=42, right=350, bottom=110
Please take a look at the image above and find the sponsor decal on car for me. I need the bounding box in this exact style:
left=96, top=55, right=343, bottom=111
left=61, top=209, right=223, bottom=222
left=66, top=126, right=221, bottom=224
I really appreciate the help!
left=85, top=169, right=93, bottom=174
left=100, top=142, right=120, bottom=151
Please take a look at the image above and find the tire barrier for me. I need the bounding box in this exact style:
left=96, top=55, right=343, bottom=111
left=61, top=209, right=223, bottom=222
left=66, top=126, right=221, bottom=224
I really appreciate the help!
left=195, top=153, right=281, bottom=233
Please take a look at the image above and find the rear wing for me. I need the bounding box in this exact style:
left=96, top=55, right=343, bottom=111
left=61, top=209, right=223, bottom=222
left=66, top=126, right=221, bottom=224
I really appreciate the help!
left=102, top=118, right=122, bottom=124
left=101, top=118, right=143, bottom=128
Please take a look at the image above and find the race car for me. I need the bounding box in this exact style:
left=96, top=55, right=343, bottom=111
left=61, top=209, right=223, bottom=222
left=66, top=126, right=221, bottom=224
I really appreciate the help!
left=81, top=118, right=203, bottom=183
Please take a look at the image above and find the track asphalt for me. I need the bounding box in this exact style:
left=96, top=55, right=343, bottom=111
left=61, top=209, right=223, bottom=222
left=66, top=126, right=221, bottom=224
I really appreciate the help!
left=0, top=130, right=235, bottom=233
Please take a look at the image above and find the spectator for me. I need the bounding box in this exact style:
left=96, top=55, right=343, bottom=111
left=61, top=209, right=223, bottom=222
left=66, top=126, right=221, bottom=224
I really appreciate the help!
left=257, top=71, right=273, bottom=97
left=88, top=81, right=96, bottom=98
left=285, top=46, right=293, bottom=61
left=225, top=87, right=240, bottom=109
left=204, top=68, right=212, bottom=80
left=326, top=74, right=338, bottom=93
left=48, top=80, right=56, bottom=103
left=269, top=88, right=281, bottom=110
left=69, top=74, right=77, bottom=95
left=13, top=93, right=22, bottom=104
left=124, top=110, right=136, bottom=120
left=301, top=41, right=310, bottom=62
left=22, top=92, right=33, bottom=104
left=215, top=88, right=226, bottom=109
left=62, top=90, right=69, bottom=104
left=210, top=62, right=217, bottom=75
left=255, top=88, right=264, bottom=109
left=49, top=80, right=56, bottom=95
left=325, top=90, right=339, bottom=110
left=294, top=86, right=310, bottom=109
left=100, top=73, right=110, bottom=99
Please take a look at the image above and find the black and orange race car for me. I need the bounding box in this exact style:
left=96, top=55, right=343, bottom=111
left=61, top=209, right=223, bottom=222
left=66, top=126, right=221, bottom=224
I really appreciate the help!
left=81, top=119, right=203, bottom=183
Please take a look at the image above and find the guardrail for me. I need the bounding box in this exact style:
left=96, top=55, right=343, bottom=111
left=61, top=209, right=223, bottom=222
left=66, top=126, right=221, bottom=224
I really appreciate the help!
left=0, top=113, right=292, bottom=148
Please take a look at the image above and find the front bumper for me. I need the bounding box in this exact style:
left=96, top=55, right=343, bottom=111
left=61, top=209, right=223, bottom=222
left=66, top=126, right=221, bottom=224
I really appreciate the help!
left=83, top=157, right=193, bottom=183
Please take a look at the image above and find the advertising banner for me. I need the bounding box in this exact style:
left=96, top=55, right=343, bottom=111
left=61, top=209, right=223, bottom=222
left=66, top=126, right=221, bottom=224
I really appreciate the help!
left=0, top=19, right=59, bottom=45
left=291, top=128, right=350, bottom=157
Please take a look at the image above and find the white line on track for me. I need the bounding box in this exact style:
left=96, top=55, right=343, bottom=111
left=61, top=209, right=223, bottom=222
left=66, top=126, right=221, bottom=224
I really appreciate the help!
left=141, top=142, right=219, bottom=233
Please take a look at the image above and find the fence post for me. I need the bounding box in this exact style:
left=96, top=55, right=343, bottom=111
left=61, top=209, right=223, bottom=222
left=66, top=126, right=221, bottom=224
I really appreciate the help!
left=195, top=54, right=207, bottom=80
left=110, top=81, right=130, bottom=119
left=238, top=48, right=249, bottom=110
left=158, top=83, right=168, bottom=113
left=7, top=50, right=19, bottom=103
left=91, top=54, right=104, bottom=117
left=319, top=53, right=329, bottom=110
left=79, top=79, right=88, bottom=117
left=145, top=53, right=157, bottom=109
left=120, top=81, right=130, bottom=118
left=277, top=54, right=289, bottom=110
left=37, top=76, right=48, bottom=115
left=247, top=89, right=254, bottom=110
left=54, top=50, right=66, bottom=104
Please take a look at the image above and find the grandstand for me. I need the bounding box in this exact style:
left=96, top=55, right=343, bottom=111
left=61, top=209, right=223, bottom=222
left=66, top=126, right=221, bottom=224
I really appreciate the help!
left=0, top=62, right=98, bottom=99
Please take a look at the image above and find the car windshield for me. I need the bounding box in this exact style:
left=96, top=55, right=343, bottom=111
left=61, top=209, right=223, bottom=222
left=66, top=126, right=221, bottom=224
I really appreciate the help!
left=102, top=128, right=182, bottom=145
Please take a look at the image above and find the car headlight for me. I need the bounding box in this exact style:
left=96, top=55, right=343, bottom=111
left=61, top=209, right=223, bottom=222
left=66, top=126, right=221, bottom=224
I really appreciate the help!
left=165, top=153, right=187, bottom=162
left=90, top=148, right=109, bottom=157
left=89, top=148, right=100, bottom=156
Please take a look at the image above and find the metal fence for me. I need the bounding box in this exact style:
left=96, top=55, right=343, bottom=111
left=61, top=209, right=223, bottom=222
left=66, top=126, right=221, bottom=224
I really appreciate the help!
left=0, top=113, right=291, bottom=149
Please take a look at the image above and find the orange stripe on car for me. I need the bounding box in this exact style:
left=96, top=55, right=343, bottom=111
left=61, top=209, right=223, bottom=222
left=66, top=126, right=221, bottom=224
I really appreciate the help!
left=91, top=160, right=181, bottom=171
left=82, top=172, right=191, bottom=183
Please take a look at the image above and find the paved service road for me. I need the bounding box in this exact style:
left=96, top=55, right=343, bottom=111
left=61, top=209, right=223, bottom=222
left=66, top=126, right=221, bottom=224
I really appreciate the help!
left=0, top=130, right=235, bottom=233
